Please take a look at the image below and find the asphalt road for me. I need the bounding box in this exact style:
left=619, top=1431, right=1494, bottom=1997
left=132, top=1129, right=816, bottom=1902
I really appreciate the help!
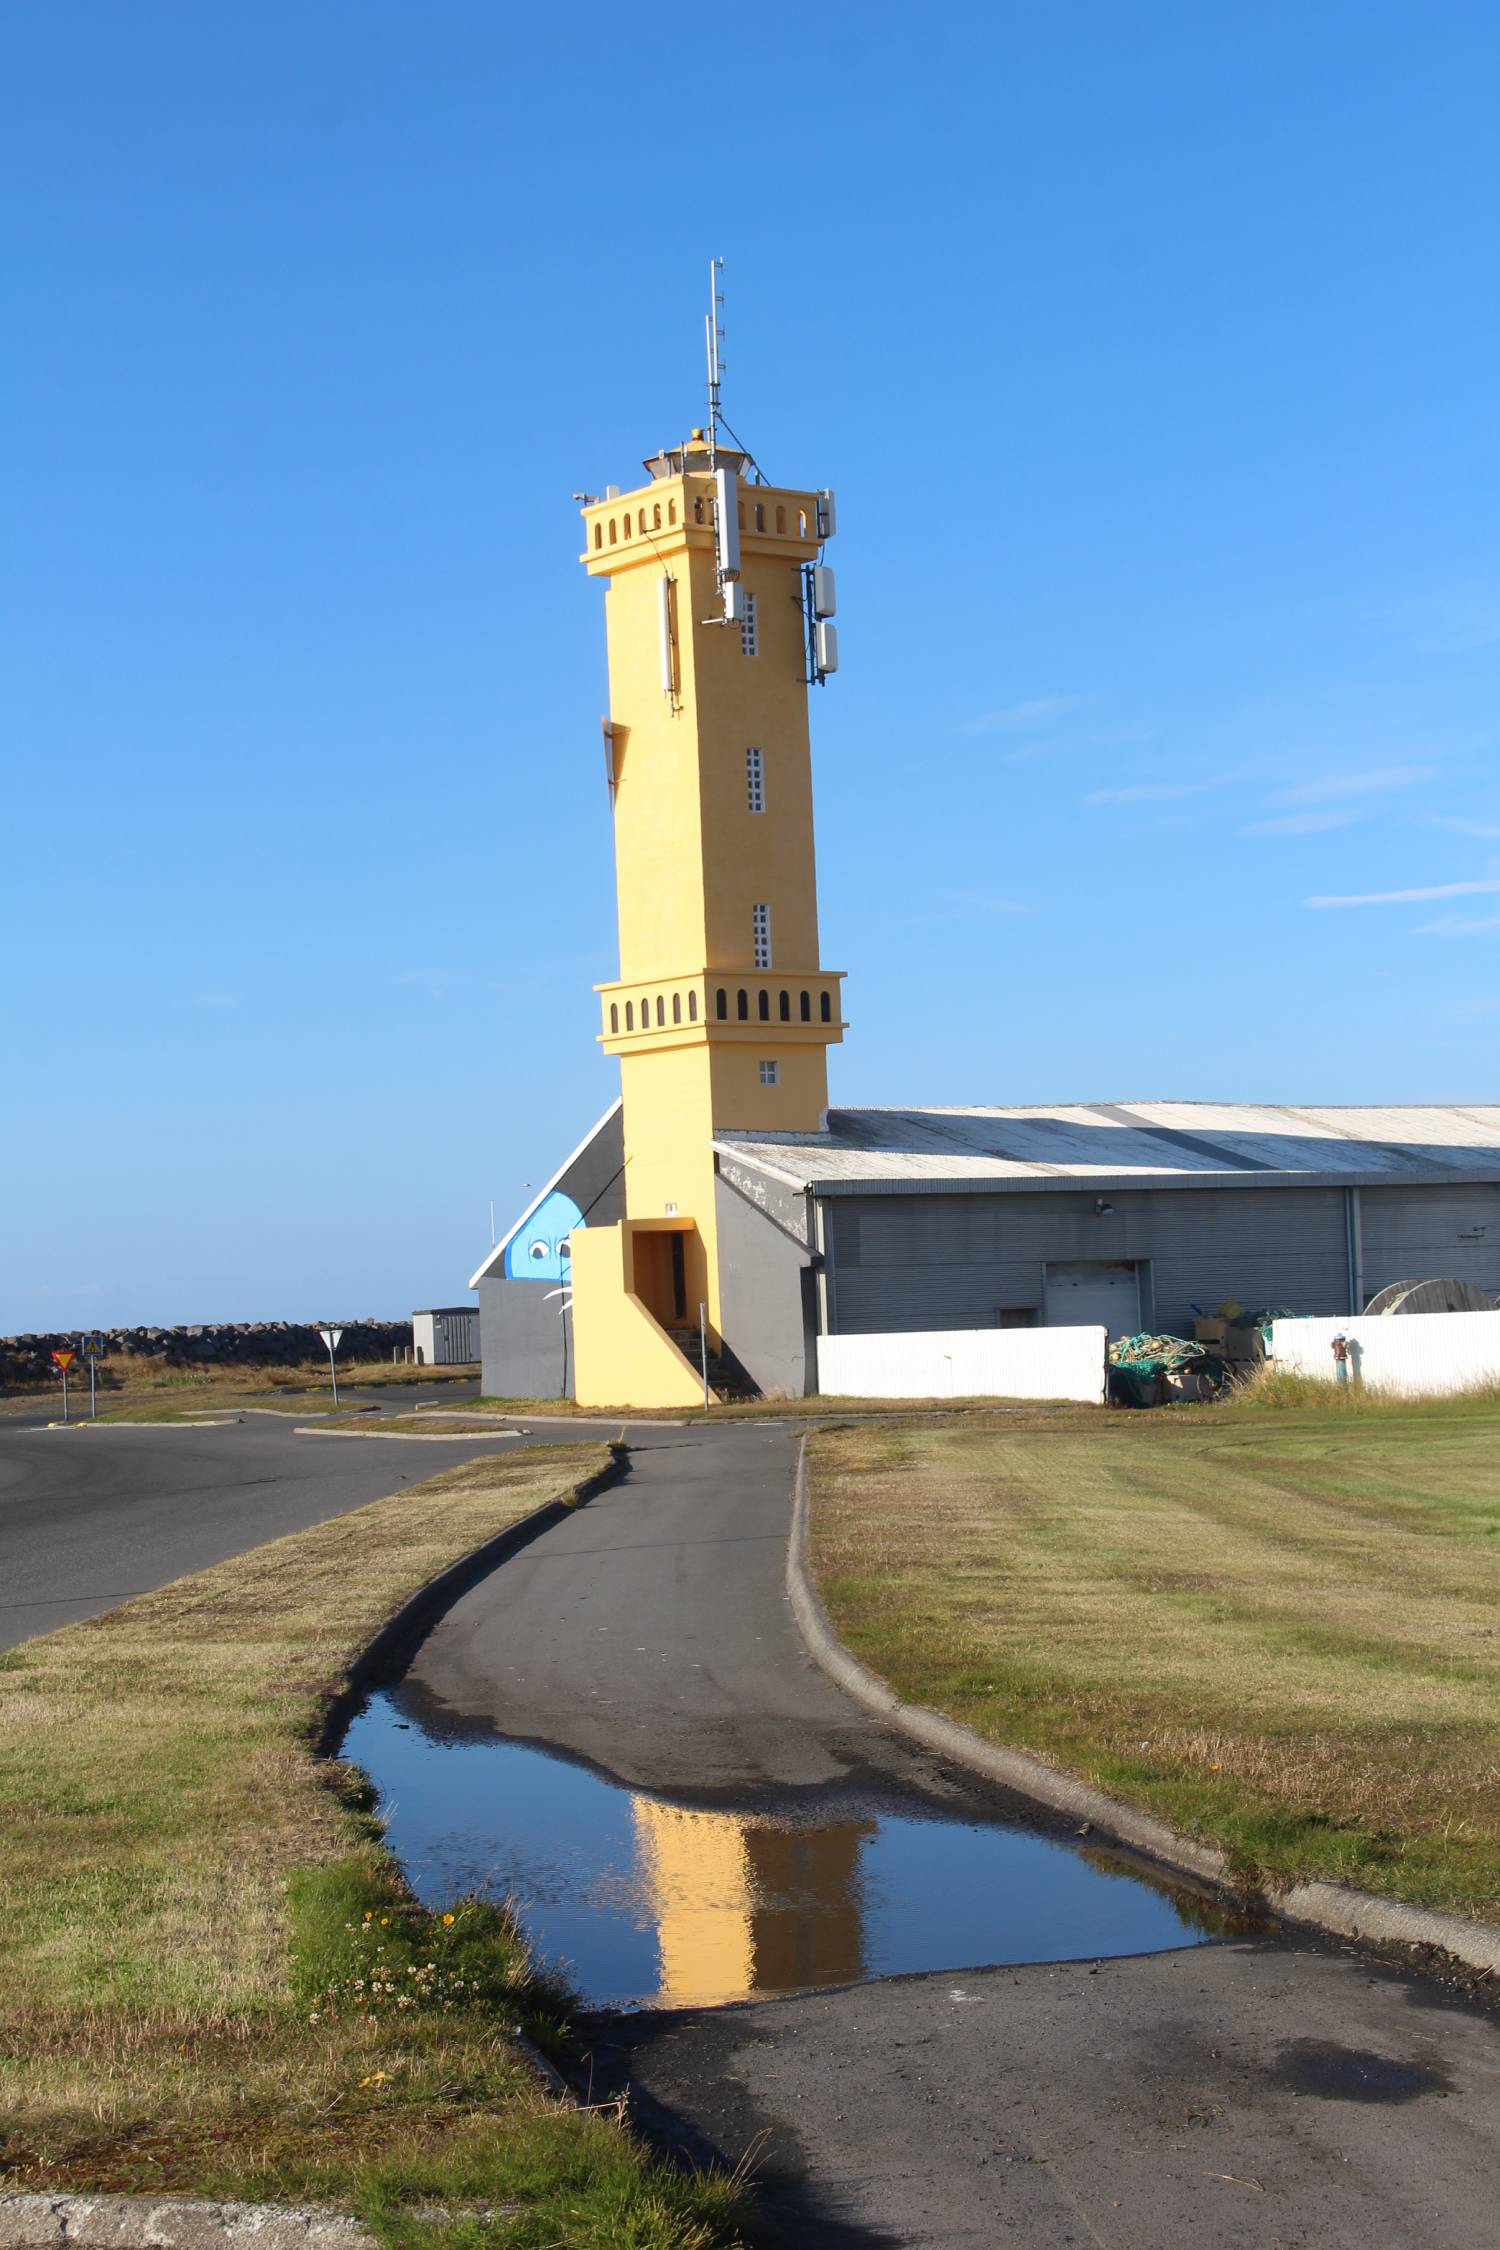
left=395, top=1421, right=1500, bottom=2249
left=0, top=1401, right=602, bottom=1651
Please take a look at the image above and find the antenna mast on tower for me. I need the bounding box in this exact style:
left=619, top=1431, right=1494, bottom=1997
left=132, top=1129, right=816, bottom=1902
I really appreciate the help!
left=705, top=256, right=725, bottom=470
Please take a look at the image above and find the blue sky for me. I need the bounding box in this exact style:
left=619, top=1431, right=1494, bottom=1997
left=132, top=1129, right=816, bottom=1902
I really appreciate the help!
left=3, top=2, right=1497, bottom=1331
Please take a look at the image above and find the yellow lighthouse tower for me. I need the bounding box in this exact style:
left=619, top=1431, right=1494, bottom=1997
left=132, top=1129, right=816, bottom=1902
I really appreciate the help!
left=568, top=291, right=844, bottom=1407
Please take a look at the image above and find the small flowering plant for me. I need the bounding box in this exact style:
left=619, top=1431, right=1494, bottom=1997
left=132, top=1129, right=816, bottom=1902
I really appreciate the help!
left=305, top=1895, right=532, bottom=2029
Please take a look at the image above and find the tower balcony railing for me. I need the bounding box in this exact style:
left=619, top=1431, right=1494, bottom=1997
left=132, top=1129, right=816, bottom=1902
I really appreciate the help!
left=597, top=969, right=846, bottom=1049
left=583, top=477, right=823, bottom=565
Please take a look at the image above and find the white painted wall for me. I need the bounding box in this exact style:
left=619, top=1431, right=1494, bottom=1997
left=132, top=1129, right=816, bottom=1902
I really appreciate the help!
left=817, top=1325, right=1107, bottom=1404
left=1270, top=1310, right=1500, bottom=1396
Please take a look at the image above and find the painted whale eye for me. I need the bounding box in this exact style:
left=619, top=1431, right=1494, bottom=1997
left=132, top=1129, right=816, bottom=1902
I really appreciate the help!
left=556, top=1235, right=572, bottom=1261
left=529, top=1240, right=549, bottom=1261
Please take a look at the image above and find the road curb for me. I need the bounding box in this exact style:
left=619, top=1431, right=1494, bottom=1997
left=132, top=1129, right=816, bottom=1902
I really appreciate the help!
left=293, top=1425, right=524, bottom=1442
left=786, top=1435, right=1500, bottom=1974
left=0, top=2193, right=374, bottom=2250
left=315, top=1441, right=627, bottom=1755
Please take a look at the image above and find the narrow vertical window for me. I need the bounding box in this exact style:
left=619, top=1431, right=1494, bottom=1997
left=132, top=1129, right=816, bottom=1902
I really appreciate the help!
left=736, top=989, right=748, bottom=1020
left=778, top=990, right=790, bottom=1021
left=820, top=992, right=832, bottom=1022
left=799, top=990, right=811, bottom=1021
left=745, top=746, right=764, bottom=813
left=716, top=988, right=728, bottom=1019
left=656, top=995, right=665, bottom=1026
left=688, top=990, right=698, bottom=1021
left=753, top=902, right=771, bottom=968
left=759, top=1060, right=780, bottom=1086
left=671, top=991, right=682, bottom=1024
left=624, top=1000, right=633, bottom=1029
left=609, top=1003, right=619, bottom=1033
left=740, top=590, right=758, bottom=657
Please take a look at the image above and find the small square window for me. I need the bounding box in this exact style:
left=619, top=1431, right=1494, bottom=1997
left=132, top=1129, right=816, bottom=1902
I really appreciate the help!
left=759, top=1059, right=779, bottom=1086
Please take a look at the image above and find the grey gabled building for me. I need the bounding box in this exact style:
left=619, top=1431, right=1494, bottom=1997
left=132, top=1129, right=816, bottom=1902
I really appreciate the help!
left=479, top=1099, right=1500, bottom=1401
left=469, top=1102, right=625, bottom=1401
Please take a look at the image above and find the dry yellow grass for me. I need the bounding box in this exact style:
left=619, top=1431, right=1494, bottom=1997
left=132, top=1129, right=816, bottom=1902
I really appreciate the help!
left=809, top=1396, right=1500, bottom=1916
left=0, top=1442, right=746, bottom=2246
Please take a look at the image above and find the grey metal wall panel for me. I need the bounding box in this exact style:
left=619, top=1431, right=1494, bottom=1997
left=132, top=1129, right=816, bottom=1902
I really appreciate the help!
left=1359, top=1185, right=1500, bottom=1302
left=715, top=1171, right=815, bottom=1396
left=825, top=1186, right=1352, bottom=1336
left=478, top=1277, right=574, bottom=1399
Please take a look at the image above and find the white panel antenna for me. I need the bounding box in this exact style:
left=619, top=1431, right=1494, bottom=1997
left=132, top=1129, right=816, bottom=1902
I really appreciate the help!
left=816, top=489, right=837, bottom=540
left=811, top=565, right=836, bottom=618
left=714, top=466, right=740, bottom=582
left=815, top=620, right=839, bottom=674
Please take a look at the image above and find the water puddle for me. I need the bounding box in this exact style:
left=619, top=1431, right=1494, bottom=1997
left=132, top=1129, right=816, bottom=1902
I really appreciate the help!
left=343, top=1689, right=1244, bottom=2011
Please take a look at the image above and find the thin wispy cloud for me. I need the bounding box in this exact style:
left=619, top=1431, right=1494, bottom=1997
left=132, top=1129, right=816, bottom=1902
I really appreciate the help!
left=960, top=695, right=1087, bottom=737
left=1408, top=596, right=1500, bottom=656
left=1244, top=810, right=1359, bottom=837
left=1424, top=813, right=1500, bottom=840
left=1306, top=878, right=1500, bottom=909
left=1413, top=914, right=1500, bottom=937
left=944, top=891, right=1034, bottom=915
left=1084, top=779, right=1219, bottom=807
left=1277, top=763, right=1434, bottom=805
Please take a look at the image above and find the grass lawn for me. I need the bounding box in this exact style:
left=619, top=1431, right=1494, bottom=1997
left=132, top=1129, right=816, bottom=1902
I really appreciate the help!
left=0, top=1362, right=482, bottom=1424
left=0, top=1442, right=746, bottom=2249
left=808, top=1388, right=1500, bottom=1922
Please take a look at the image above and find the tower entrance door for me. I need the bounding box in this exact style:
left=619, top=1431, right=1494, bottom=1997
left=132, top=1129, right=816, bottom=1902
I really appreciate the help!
left=630, top=1225, right=691, bottom=1331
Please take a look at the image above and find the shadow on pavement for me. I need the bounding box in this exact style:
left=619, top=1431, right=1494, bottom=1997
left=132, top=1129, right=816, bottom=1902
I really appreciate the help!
left=574, top=2005, right=909, bottom=2249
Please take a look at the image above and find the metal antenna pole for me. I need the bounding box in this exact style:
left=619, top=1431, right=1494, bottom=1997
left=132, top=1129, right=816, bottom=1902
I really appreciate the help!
left=705, top=256, right=724, bottom=468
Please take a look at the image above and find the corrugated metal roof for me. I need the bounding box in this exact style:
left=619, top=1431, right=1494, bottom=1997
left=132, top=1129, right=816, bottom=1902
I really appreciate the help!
left=713, top=1103, right=1500, bottom=1196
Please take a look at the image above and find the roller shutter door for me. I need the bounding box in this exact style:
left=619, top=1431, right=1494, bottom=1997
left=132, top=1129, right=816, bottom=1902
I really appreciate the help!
left=1043, top=1260, right=1140, bottom=1337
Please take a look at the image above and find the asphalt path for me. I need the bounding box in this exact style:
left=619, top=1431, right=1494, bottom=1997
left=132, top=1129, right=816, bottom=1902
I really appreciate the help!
left=0, top=1400, right=605, bottom=1651
left=394, top=1421, right=1500, bottom=2249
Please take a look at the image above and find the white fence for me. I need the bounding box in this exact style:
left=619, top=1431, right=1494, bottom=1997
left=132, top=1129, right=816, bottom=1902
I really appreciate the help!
left=816, top=1325, right=1108, bottom=1404
left=1270, top=1310, right=1500, bottom=1397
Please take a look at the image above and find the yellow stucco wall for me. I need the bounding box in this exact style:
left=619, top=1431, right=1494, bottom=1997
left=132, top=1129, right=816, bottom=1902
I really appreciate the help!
left=569, top=1222, right=706, bottom=1411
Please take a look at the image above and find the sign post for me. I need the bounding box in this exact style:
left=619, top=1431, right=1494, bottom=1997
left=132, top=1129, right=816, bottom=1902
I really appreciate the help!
left=81, top=1333, right=105, bottom=1419
left=51, top=1347, right=76, bottom=1423
left=318, top=1327, right=344, bottom=1410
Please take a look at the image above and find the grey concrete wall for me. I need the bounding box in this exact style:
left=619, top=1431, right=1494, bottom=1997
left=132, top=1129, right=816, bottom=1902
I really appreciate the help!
left=822, top=1184, right=1359, bottom=1336
left=479, top=1277, right=575, bottom=1400
left=714, top=1167, right=816, bottom=1398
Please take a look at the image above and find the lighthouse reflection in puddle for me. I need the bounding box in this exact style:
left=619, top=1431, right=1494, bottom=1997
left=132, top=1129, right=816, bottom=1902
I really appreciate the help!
left=630, top=1798, right=872, bottom=2007
left=340, top=1693, right=1232, bottom=2012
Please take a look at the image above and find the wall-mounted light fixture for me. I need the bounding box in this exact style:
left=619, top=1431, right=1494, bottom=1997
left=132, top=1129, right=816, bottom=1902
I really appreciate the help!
left=1093, top=1198, right=1116, bottom=1216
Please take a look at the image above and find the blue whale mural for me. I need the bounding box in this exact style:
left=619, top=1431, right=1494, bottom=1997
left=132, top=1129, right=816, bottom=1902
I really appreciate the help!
left=503, top=1189, right=583, bottom=1283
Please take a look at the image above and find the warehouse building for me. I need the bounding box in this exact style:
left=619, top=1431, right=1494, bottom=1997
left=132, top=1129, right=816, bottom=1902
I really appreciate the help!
left=715, top=1100, right=1500, bottom=1394
left=476, top=1098, right=1500, bottom=1400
